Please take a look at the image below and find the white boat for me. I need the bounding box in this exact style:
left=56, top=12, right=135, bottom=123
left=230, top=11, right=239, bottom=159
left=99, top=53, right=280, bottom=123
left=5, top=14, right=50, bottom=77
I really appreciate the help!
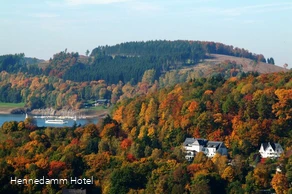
left=45, top=119, right=68, bottom=124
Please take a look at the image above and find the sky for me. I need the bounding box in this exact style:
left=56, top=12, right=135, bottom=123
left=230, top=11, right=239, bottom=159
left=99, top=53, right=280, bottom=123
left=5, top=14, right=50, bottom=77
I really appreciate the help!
left=0, top=0, right=291, bottom=67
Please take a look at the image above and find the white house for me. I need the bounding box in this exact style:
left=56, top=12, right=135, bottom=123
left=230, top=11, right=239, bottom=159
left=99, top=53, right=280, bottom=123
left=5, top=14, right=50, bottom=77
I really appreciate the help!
left=259, top=142, right=283, bottom=158
left=183, top=138, right=207, bottom=161
left=205, top=141, right=228, bottom=158
left=183, top=138, right=228, bottom=161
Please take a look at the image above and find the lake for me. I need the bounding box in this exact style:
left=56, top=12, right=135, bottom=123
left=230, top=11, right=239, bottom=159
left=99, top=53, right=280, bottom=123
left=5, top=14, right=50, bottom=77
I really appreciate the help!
left=0, top=114, right=98, bottom=127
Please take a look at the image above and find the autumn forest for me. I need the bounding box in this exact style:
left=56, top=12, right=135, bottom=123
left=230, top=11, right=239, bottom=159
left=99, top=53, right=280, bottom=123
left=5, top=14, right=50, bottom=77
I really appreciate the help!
left=0, top=41, right=291, bottom=194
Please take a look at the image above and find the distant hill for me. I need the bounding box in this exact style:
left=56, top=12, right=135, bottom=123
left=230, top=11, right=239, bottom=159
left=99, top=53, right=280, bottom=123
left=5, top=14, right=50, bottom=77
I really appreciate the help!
left=61, top=40, right=277, bottom=84
left=0, top=54, right=26, bottom=73
left=90, top=40, right=267, bottom=62
left=0, top=54, right=45, bottom=75
left=24, top=57, right=45, bottom=65
left=1, top=41, right=281, bottom=84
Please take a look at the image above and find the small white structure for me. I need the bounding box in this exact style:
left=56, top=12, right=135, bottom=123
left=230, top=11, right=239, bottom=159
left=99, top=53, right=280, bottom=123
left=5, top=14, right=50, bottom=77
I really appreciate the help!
left=276, top=166, right=282, bottom=173
left=259, top=142, right=283, bottom=158
left=183, top=138, right=228, bottom=161
left=94, top=99, right=109, bottom=106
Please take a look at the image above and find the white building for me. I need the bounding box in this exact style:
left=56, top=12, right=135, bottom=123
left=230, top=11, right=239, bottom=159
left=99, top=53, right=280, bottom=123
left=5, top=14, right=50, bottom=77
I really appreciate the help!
left=259, top=142, right=283, bottom=158
left=204, top=141, right=228, bottom=158
left=183, top=138, right=228, bottom=161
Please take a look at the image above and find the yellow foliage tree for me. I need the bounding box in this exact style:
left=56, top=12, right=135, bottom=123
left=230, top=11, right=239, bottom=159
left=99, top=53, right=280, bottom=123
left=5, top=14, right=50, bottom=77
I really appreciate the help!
left=35, top=158, right=49, bottom=169
left=212, top=154, right=228, bottom=175
left=221, top=166, right=235, bottom=182
left=138, top=103, right=147, bottom=126
left=113, top=106, right=124, bottom=123
left=145, top=98, right=158, bottom=125
left=273, top=89, right=292, bottom=119
left=254, top=164, right=270, bottom=188
left=271, top=173, right=289, bottom=194
left=147, top=126, right=156, bottom=138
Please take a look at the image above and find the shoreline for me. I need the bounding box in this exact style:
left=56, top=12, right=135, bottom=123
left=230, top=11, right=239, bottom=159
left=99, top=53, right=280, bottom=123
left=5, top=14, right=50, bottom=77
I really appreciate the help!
left=0, top=108, right=17, bottom=115
left=0, top=107, right=110, bottom=119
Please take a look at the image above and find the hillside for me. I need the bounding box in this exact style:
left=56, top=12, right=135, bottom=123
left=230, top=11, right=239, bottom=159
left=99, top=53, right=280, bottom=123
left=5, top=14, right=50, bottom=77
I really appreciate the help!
left=0, top=40, right=287, bottom=110
left=0, top=71, right=291, bottom=193
left=48, top=40, right=274, bottom=84
left=106, top=71, right=292, bottom=193
left=0, top=41, right=280, bottom=84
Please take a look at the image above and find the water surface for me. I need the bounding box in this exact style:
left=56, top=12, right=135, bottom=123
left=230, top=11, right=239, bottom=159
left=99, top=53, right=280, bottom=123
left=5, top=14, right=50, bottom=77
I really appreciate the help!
left=0, top=114, right=98, bottom=127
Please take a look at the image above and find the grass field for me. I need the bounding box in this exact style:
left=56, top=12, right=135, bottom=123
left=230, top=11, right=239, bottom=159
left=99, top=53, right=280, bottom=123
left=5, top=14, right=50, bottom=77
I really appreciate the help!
left=0, top=102, right=25, bottom=108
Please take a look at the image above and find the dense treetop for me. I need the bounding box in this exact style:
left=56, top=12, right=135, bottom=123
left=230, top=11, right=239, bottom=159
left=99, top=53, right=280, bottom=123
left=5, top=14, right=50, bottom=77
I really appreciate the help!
left=0, top=54, right=42, bottom=75
left=0, top=54, right=26, bottom=73
left=112, top=71, right=292, bottom=153
left=0, top=41, right=290, bottom=193
left=0, top=71, right=291, bottom=193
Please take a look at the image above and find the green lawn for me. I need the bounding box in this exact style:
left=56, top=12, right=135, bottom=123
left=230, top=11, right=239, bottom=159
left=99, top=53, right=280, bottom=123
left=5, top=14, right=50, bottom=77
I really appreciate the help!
left=0, top=102, right=25, bottom=108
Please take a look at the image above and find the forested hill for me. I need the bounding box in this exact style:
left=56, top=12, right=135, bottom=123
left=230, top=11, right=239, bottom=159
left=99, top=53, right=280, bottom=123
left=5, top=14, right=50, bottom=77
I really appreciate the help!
left=0, top=40, right=285, bottom=110
left=63, top=41, right=206, bottom=84
left=105, top=71, right=292, bottom=193
left=91, top=40, right=269, bottom=62
left=1, top=41, right=274, bottom=85
left=62, top=40, right=272, bottom=84
left=111, top=71, right=292, bottom=152
left=0, top=54, right=43, bottom=75
left=91, top=40, right=205, bottom=60
left=1, top=71, right=291, bottom=193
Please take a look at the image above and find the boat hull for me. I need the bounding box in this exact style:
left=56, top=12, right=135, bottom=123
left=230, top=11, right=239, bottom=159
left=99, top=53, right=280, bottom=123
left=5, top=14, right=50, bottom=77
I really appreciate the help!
left=45, top=120, right=68, bottom=124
